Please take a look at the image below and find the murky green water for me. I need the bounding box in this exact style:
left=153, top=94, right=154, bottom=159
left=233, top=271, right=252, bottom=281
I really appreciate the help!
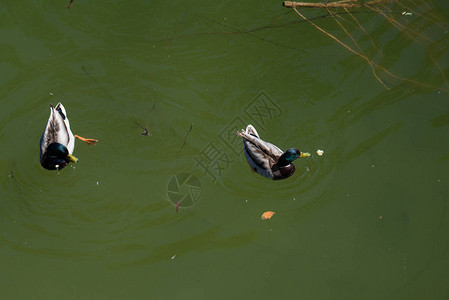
left=1, top=1, right=448, bottom=299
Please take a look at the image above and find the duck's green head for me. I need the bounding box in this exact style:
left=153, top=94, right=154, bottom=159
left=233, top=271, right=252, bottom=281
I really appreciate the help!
left=277, top=148, right=310, bottom=167
left=40, top=143, right=78, bottom=170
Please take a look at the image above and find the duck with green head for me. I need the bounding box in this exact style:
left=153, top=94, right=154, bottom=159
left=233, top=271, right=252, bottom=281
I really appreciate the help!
left=40, top=102, right=97, bottom=170
left=236, top=124, right=310, bottom=180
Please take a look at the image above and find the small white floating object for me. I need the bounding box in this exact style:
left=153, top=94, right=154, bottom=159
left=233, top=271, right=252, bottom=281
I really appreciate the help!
left=316, top=149, right=324, bottom=156
left=171, top=255, right=176, bottom=260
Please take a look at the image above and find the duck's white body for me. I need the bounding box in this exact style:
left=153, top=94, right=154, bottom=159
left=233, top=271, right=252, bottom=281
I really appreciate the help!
left=40, top=102, right=75, bottom=160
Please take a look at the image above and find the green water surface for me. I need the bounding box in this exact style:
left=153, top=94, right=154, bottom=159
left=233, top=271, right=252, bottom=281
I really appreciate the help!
left=1, top=0, right=448, bottom=299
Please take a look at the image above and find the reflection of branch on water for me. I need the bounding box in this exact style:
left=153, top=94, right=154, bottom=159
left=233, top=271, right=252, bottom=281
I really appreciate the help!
left=326, top=6, right=389, bottom=89
left=151, top=10, right=386, bottom=54
left=285, top=1, right=449, bottom=92
left=344, top=7, right=378, bottom=51
left=365, top=1, right=449, bottom=91
left=366, top=3, right=432, bottom=44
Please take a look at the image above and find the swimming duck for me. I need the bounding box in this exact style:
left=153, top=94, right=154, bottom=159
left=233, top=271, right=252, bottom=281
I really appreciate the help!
left=39, top=103, right=97, bottom=170
left=236, top=124, right=310, bottom=180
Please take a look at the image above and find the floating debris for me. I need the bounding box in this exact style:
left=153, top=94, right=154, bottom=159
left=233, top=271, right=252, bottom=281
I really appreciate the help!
left=134, top=121, right=151, bottom=136
left=177, top=123, right=193, bottom=154
left=261, top=211, right=276, bottom=220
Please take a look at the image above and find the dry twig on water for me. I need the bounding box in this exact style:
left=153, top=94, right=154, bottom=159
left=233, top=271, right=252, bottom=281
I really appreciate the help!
left=283, top=0, right=389, bottom=8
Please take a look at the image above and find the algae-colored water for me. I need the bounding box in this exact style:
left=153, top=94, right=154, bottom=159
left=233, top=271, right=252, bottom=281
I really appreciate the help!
left=1, top=1, right=448, bottom=299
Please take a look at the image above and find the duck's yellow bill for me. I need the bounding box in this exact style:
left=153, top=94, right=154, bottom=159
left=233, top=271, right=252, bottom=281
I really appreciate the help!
left=68, top=154, right=78, bottom=163
left=300, top=152, right=311, bottom=157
